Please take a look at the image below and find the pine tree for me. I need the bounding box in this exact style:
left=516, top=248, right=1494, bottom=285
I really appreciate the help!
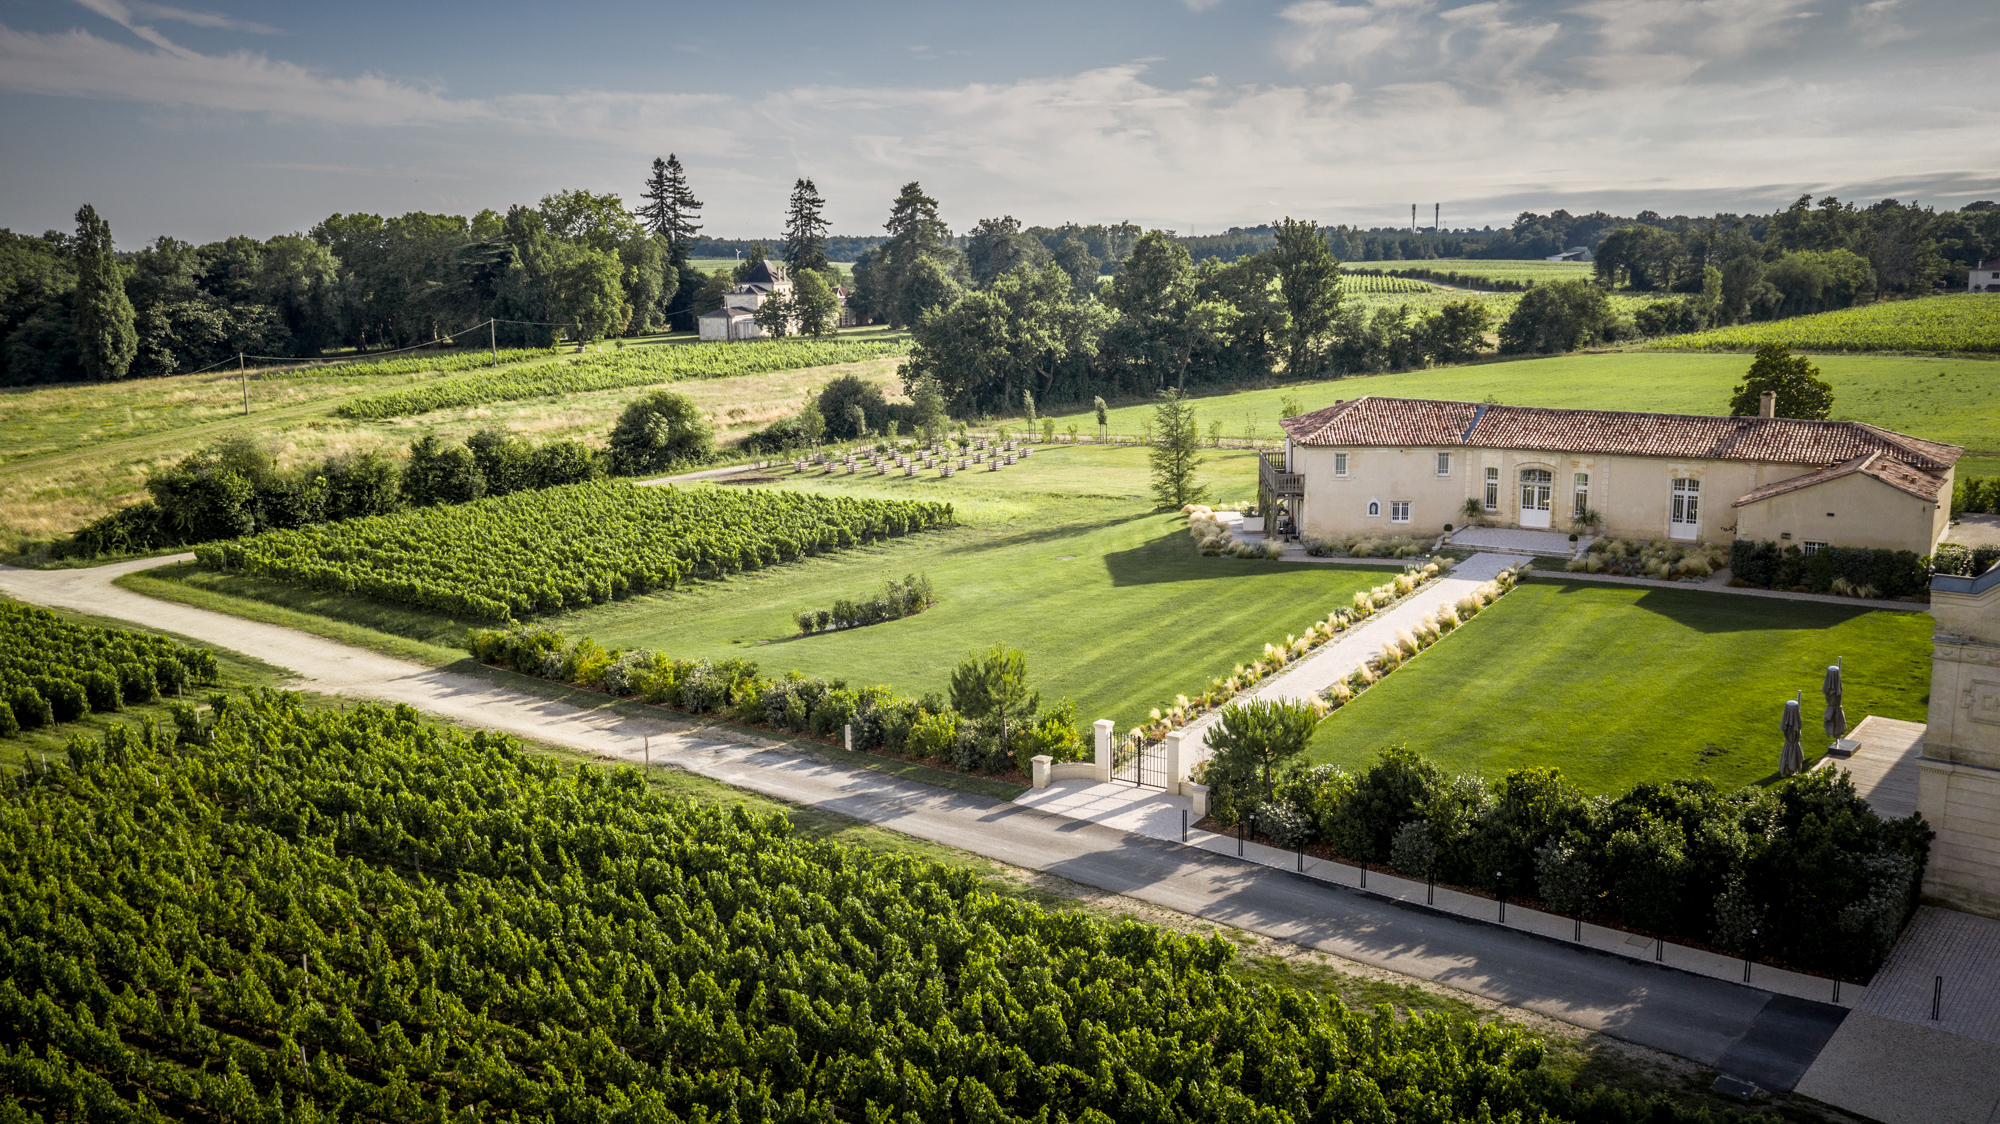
left=783, top=178, right=830, bottom=274
left=1148, top=387, right=1207, bottom=509
left=880, top=182, right=953, bottom=328
left=636, top=154, right=702, bottom=263
left=73, top=204, right=137, bottom=382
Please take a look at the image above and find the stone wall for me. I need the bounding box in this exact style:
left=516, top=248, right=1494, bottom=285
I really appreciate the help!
left=1920, top=564, right=2000, bottom=917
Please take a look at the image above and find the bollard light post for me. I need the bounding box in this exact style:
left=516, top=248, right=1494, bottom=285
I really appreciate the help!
left=1496, top=871, right=1506, bottom=923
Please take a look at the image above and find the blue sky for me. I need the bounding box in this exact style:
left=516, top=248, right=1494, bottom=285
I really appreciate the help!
left=2, top=0, right=1996, bottom=245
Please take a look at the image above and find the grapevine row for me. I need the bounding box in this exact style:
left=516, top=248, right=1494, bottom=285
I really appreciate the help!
left=0, top=602, right=218, bottom=736
left=263, top=345, right=562, bottom=380
left=195, top=481, right=956, bottom=620
left=335, top=338, right=912, bottom=419
left=0, top=691, right=1741, bottom=1122
left=1652, top=292, right=2000, bottom=353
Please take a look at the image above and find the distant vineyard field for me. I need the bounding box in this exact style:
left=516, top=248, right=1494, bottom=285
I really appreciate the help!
left=335, top=338, right=910, bottom=419
left=262, top=345, right=563, bottom=380
left=1340, top=273, right=1437, bottom=294
left=1343, top=259, right=1593, bottom=289
left=1651, top=294, right=2000, bottom=353
left=196, top=480, right=954, bottom=619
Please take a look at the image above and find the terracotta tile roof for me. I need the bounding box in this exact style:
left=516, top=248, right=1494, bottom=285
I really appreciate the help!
left=1280, top=396, right=1963, bottom=473
left=1731, top=452, right=1950, bottom=507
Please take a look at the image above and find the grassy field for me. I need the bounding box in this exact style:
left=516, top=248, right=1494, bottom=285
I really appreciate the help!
left=139, top=444, right=1401, bottom=726
left=1031, top=351, right=2000, bottom=476
left=1650, top=292, right=2000, bottom=353
left=1307, top=580, right=1931, bottom=792
left=0, top=344, right=908, bottom=548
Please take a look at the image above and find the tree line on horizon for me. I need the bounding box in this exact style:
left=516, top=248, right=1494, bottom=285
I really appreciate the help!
left=4, top=151, right=1996, bottom=387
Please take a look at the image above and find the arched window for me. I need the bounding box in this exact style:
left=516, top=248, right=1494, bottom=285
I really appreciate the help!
left=1367, top=500, right=1381, bottom=517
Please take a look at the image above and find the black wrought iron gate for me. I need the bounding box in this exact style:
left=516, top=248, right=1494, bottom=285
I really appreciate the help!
left=1112, top=736, right=1166, bottom=789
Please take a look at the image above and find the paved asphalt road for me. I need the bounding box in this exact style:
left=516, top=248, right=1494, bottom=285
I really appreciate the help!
left=0, top=556, right=1847, bottom=1091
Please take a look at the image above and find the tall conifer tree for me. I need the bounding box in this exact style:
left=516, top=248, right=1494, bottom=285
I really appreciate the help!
left=879, top=182, right=952, bottom=328
left=636, top=154, right=702, bottom=264
left=783, top=178, right=830, bottom=274
left=73, top=204, right=136, bottom=382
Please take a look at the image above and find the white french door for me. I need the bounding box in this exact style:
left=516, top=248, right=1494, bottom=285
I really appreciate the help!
left=1669, top=478, right=1700, bottom=539
left=1519, top=469, right=1553, bottom=528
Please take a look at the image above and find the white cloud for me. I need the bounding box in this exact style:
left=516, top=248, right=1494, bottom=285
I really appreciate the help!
left=0, top=8, right=1995, bottom=234
left=124, top=1, right=281, bottom=34
left=1849, top=0, right=1915, bottom=45
left=1278, top=0, right=1436, bottom=69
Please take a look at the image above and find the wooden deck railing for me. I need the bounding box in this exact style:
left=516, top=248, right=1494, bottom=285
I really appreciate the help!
left=1259, top=452, right=1304, bottom=497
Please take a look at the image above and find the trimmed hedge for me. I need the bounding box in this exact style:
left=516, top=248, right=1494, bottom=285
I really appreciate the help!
left=1217, top=746, right=1930, bottom=979
left=1727, top=539, right=1929, bottom=599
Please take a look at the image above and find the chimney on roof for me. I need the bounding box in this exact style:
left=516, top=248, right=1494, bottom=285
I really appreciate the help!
left=1759, top=391, right=1776, bottom=419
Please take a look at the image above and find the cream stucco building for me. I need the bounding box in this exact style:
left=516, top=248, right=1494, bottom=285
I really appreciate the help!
left=1269, top=396, right=1960, bottom=555
left=697, top=260, right=794, bottom=341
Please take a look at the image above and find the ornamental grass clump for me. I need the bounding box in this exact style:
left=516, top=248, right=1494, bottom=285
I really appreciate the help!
left=1569, top=537, right=1725, bottom=581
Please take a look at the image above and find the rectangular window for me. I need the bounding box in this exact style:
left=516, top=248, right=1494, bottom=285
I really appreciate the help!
left=1803, top=541, right=1827, bottom=555
left=1436, top=452, right=1451, bottom=476
left=1669, top=478, right=1700, bottom=537
left=1390, top=501, right=1411, bottom=523
left=1334, top=452, right=1348, bottom=477
left=1483, top=467, right=1499, bottom=511
left=1573, top=472, right=1589, bottom=517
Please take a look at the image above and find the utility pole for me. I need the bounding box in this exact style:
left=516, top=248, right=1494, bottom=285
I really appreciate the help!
left=1411, top=204, right=1417, bottom=235
left=239, top=353, right=248, bottom=415
left=1434, top=203, right=1440, bottom=234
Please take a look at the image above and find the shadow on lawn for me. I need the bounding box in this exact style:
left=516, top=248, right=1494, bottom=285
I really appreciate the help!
left=1546, top=580, right=1874, bottom=633
left=1101, top=529, right=1361, bottom=587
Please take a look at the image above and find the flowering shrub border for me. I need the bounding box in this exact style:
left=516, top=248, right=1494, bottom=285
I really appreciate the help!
left=1127, top=561, right=1522, bottom=753
left=465, top=625, right=1086, bottom=780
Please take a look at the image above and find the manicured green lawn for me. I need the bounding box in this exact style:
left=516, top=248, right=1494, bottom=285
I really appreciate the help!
left=1306, top=579, right=1932, bottom=792
left=554, top=460, right=1397, bottom=726
left=1033, top=352, right=2000, bottom=476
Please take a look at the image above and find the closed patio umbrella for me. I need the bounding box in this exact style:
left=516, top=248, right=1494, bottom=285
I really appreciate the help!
left=1823, top=658, right=1847, bottom=746
left=1780, top=692, right=1805, bottom=777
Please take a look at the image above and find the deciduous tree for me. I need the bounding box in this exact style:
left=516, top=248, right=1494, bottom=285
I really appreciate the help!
left=1497, top=280, right=1618, bottom=354
left=607, top=389, right=712, bottom=474
left=1729, top=343, right=1834, bottom=419
left=1270, top=217, right=1341, bottom=377
left=790, top=269, right=840, bottom=337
